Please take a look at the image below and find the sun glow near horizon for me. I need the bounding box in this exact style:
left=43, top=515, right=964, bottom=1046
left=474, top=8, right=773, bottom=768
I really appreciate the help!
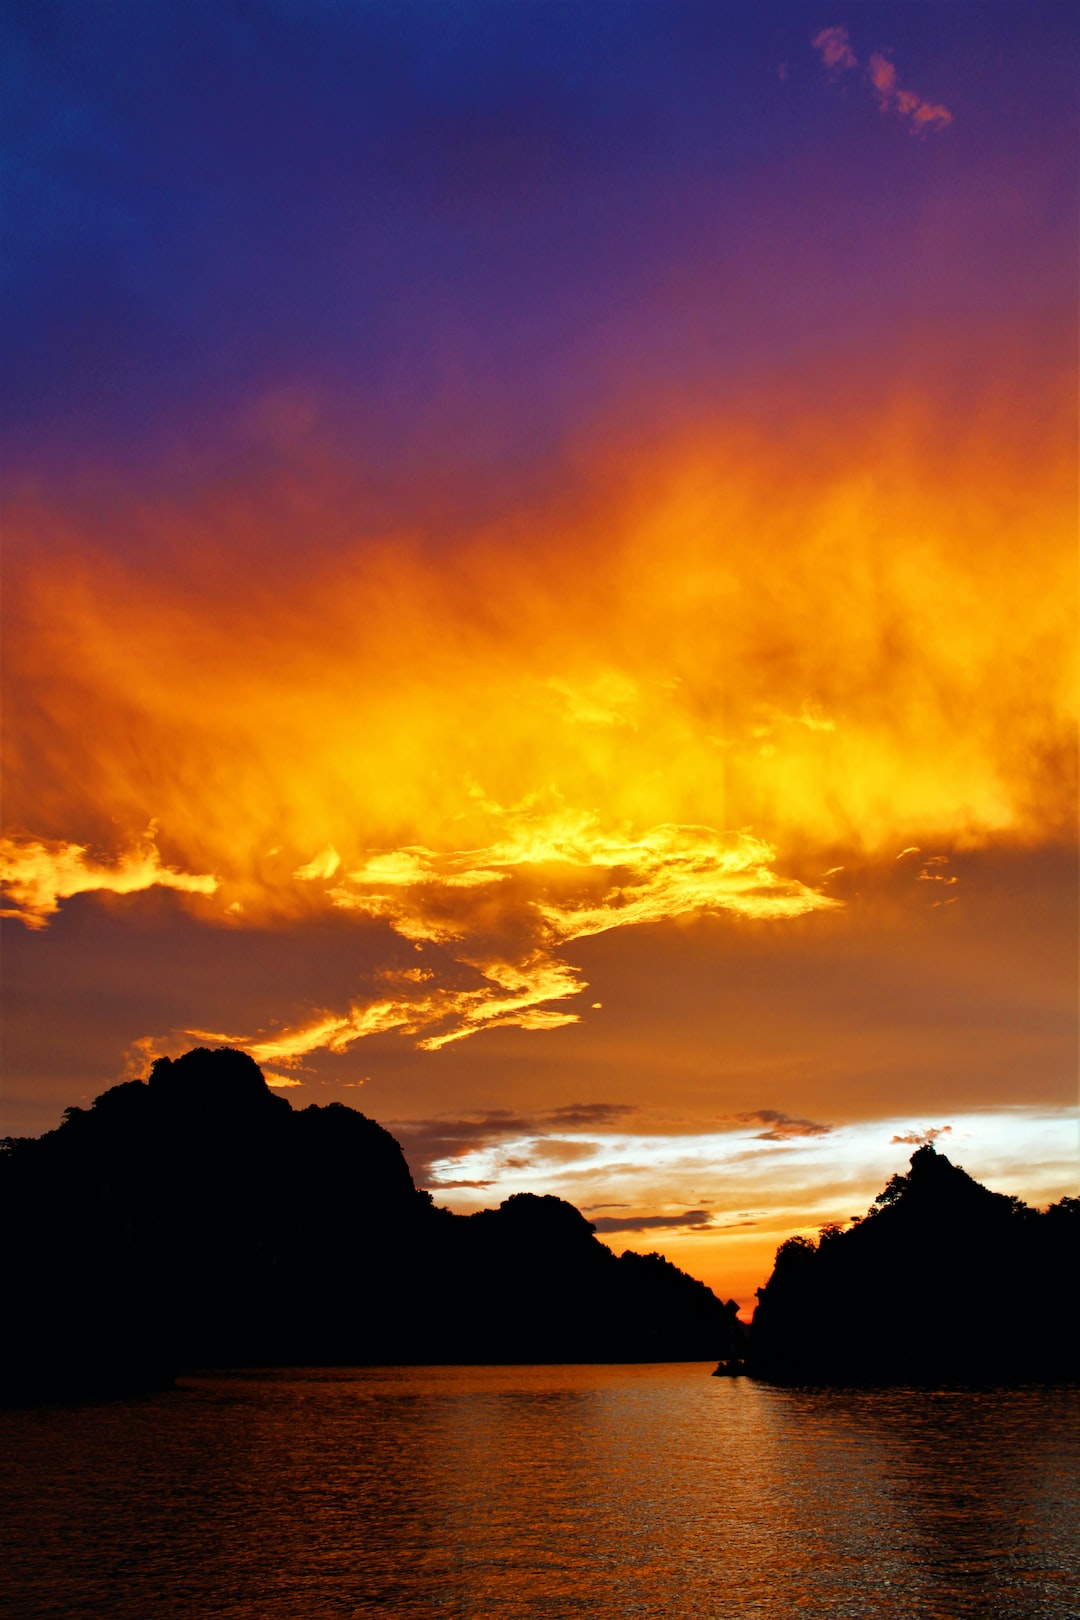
left=402, top=1104, right=1079, bottom=1312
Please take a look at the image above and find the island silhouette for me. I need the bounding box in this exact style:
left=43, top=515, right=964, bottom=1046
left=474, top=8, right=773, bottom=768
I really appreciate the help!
left=748, top=1141, right=1078, bottom=1384
left=3, top=1048, right=1075, bottom=1401
left=1, top=1048, right=742, bottom=1400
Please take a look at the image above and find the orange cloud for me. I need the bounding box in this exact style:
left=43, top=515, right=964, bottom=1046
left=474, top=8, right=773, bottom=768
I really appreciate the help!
left=814, top=28, right=952, bottom=133
left=869, top=52, right=952, bottom=132
left=890, top=1125, right=952, bottom=1146
left=812, top=26, right=857, bottom=74
left=2, top=383, right=1074, bottom=1057
left=0, top=831, right=218, bottom=928
left=294, top=844, right=341, bottom=881
left=253, top=814, right=833, bottom=1056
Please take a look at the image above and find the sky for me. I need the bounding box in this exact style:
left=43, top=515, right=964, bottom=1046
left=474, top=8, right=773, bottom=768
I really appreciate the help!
left=2, top=0, right=1077, bottom=1309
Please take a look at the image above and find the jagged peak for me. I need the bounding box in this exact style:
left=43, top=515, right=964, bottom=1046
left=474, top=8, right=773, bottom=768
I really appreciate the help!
left=148, top=1046, right=286, bottom=1112
left=870, top=1142, right=1019, bottom=1217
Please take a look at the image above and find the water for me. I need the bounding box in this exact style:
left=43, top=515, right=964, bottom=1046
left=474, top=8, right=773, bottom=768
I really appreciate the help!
left=2, top=1365, right=1077, bottom=1619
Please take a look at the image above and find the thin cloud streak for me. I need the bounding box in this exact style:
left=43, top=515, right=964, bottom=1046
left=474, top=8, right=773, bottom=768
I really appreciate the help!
left=392, top=1101, right=637, bottom=1184
left=180, top=819, right=837, bottom=1061
left=728, top=1108, right=834, bottom=1141
left=590, top=1209, right=713, bottom=1233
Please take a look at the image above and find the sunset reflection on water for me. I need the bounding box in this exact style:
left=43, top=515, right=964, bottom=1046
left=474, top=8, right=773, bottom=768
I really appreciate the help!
left=2, top=1365, right=1077, bottom=1618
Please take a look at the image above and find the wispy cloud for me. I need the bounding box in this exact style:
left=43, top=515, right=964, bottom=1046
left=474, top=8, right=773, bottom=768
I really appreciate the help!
left=191, top=809, right=836, bottom=1061
left=917, top=854, right=957, bottom=886
left=590, top=1209, right=713, bottom=1233
left=8, top=396, right=1069, bottom=1078
left=890, top=1124, right=952, bottom=1146
left=425, top=1178, right=495, bottom=1190
left=392, top=1101, right=637, bottom=1184
left=545, top=671, right=639, bottom=728
left=411, top=1117, right=717, bottom=1196
left=294, top=844, right=341, bottom=881
left=0, top=832, right=217, bottom=929
left=728, top=1108, right=834, bottom=1141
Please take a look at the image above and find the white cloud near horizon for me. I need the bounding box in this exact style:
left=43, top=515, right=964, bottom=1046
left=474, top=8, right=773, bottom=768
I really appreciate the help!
left=415, top=1108, right=1078, bottom=1237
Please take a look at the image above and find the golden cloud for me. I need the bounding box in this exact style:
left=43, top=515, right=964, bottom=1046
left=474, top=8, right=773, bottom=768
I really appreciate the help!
left=3, top=387, right=1075, bottom=1056
left=0, top=832, right=217, bottom=929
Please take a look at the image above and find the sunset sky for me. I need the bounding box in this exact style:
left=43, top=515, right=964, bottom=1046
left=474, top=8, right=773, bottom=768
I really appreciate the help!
left=3, top=1, right=1077, bottom=1308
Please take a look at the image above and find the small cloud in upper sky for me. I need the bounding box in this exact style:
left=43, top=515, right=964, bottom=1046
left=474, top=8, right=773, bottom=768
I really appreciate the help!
left=814, top=28, right=952, bottom=133
left=869, top=52, right=952, bottom=132
left=812, top=26, right=858, bottom=74
left=730, top=1108, right=834, bottom=1141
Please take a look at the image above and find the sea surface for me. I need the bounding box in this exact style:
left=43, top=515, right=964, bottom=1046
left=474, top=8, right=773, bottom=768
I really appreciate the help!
left=2, top=1365, right=1077, bottom=1619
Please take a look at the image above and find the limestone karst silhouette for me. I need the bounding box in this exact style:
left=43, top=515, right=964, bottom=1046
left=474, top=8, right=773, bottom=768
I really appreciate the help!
left=5, top=1053, right=1073, bottom=1399
left=749, top=1142, right=1078, bottom=1383
left=1, top=1048, right=741, bottom=1400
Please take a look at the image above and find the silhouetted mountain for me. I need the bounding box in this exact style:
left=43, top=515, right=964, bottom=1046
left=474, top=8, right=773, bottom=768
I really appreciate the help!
left=1, top=1049, right=741, bottom=1400
left=749, top=1143, right=1078, bottom=1384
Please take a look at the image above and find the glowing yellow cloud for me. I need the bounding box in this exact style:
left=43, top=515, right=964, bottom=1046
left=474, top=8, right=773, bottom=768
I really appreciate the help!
left=294, top=844, right=340, bottom=881
left=189, top=955, right=585, bottom=1065
left=0, top=833, right=218, bottom=928
left=2, top=386, right=1075, bottom=1053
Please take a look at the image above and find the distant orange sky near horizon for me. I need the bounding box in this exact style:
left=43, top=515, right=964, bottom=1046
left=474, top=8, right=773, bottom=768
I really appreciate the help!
left=3, top=2, right=1076, bottom=1309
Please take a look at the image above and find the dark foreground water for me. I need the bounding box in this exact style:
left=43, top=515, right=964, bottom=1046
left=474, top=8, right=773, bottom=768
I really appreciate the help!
left=2, top=1366, right=1077, bottom=1619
